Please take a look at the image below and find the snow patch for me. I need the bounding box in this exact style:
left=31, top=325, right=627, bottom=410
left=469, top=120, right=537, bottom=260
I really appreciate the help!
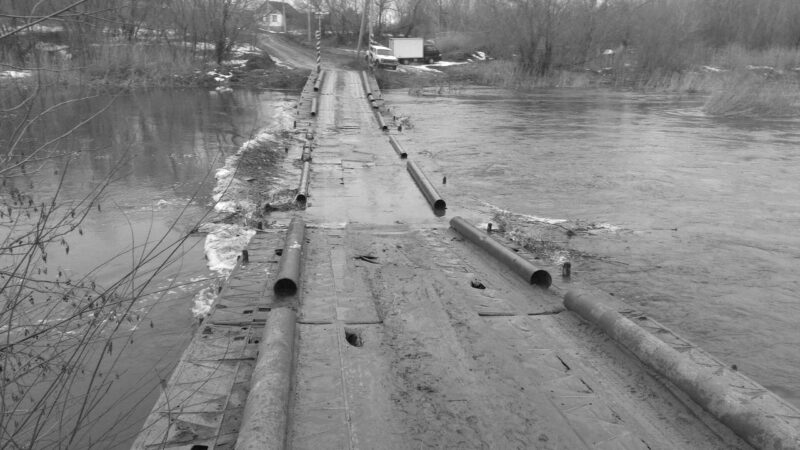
left=271, top=56, right=294, bottom=69
left=399, top=65, right=443, bottom=74
left=428, top=60, right=468, bottom=67
left=0, top=70, right=31, bottom=79
left=223, top=59, right=248, bottom=67
left=231, top=44, right=260, bottom=56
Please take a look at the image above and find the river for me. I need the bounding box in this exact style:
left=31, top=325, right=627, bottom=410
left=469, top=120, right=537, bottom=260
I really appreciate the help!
left=385, top=86, right=800, bottom=409
left=4, top=83, right=799, bottom=447
left=1, top=87, right=295, bottom=448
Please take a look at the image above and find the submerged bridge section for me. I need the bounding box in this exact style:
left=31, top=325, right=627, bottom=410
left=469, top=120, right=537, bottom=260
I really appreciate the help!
left=133, top=70, right=800, bottom=449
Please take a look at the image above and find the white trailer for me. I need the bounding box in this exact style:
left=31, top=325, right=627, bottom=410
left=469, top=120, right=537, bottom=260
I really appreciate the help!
left=388, top=37, right=423, bottom=64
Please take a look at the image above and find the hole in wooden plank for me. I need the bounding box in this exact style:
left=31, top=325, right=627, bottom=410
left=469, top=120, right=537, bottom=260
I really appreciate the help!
left=470, top=278, right=486, bottom=289
left=344, top=328, right=363, bottom=347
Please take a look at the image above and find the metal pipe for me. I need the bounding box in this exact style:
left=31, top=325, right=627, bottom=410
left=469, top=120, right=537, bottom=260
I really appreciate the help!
left=313, top=70, right=325, bottom=92
left=563, top=290, right=800, bottom=450
left=360, top=71, right=371, bottom=96
left=296, top=161, right=311, bottom=204
left=388, top=136, right=408, bottom=158
left=407, top=160, right=446, bottom=211
left=376, top=113, right=388, bottom=131
left=301, top=145, right=312, bottom=162
left=274, top=218, right=305, bottom=296
left=450, top=216, right=552, bottom=287
left=236, top=307, right=296, bottom=450
left=310, top=97, right=318, bottom=117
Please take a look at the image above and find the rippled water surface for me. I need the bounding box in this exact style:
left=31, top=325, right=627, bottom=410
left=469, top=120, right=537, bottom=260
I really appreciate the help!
left=386, top=87, right=800, bottom=407
left=2, top=88, right=292, bottom=447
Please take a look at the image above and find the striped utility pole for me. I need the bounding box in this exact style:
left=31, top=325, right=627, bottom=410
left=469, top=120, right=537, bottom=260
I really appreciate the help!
left=315, top=12, right=322, bottom=74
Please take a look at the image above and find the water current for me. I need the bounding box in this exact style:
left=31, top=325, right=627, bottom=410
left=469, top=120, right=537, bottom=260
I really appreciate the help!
left=386, top=86, right=800, bottom=408
left=1, top=88, right=295, bottom=447
left=4, top=84, right=799, bottom=446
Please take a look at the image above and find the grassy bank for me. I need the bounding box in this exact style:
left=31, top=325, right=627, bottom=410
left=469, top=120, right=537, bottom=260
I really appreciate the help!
left=372, top=42, right=800, bottom=117
left=704, top=73, right=800, bottom=117
left=1, top=40, right=309, bottom=90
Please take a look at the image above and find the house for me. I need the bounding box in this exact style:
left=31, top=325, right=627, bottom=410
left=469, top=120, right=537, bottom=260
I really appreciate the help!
left=259, top=1, right=303, bottom=33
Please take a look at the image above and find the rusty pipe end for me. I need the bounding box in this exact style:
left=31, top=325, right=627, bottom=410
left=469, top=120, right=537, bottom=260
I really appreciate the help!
left=531, top=269, right=552, bottom=288
left=274, top=278, right=297, bottom=296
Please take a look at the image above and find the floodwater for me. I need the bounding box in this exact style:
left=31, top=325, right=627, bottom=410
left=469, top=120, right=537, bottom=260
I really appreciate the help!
left=1, top=88, right=294, bottom=447
left=385, top=86, right=800, bottom=408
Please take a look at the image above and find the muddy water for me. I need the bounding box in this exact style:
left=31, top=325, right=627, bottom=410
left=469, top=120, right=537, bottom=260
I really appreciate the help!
left=1, top=88, right=293, bottom=447
left=385, top=87, right=800, bottom=407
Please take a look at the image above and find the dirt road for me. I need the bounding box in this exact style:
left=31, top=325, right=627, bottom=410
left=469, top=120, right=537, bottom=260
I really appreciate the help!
left=259, top=33, right=318, bottom=70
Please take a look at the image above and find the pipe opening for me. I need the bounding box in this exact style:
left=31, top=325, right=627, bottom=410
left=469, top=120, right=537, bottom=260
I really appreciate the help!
left=191, top=446, right=209, bottom=450
left=296, top=194, right=307, bottom=204
left=344, top=329, right=363, bottom=347
left=530, top=270, right=552, bottom=288
left=399, top=152, right=407, bottom=159
left=433, top=199, right=447, bottom=210
left=274, top=278, right=298, bottom=296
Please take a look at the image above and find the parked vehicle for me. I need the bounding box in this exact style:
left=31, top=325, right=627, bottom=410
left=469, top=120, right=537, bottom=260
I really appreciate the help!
left=388, top=37, right=442, bottom=64
left=389, top=38, right=422, bottom=64
left=366, top=44, right=398, bottom=70
left=423, top=40, right=442, bottom=64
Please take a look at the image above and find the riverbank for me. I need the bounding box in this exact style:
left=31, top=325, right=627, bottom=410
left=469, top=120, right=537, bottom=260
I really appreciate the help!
left=370, top=58, right=800, bottom=117
left=0, top=42, right=310, bottom=91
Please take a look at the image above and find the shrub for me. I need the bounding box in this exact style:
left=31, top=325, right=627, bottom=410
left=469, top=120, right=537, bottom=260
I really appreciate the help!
left=704, top=71, right=800, bottom=116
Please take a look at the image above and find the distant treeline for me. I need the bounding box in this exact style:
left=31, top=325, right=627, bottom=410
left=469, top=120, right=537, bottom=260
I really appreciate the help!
left=3, top=0, right=800, bottom=76
left=380, top=0, right=800, bottom=75
left=0, top=0, right=277, bottom=65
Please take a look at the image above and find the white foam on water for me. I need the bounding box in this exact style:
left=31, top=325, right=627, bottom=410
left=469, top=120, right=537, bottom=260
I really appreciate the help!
left=193, top=101, right=296, bottom=317
left=190, top=286, right=218, bottom=317
left=202, top=223, right=256, bottom=274
left=486, top=203, right=568, bottom=225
